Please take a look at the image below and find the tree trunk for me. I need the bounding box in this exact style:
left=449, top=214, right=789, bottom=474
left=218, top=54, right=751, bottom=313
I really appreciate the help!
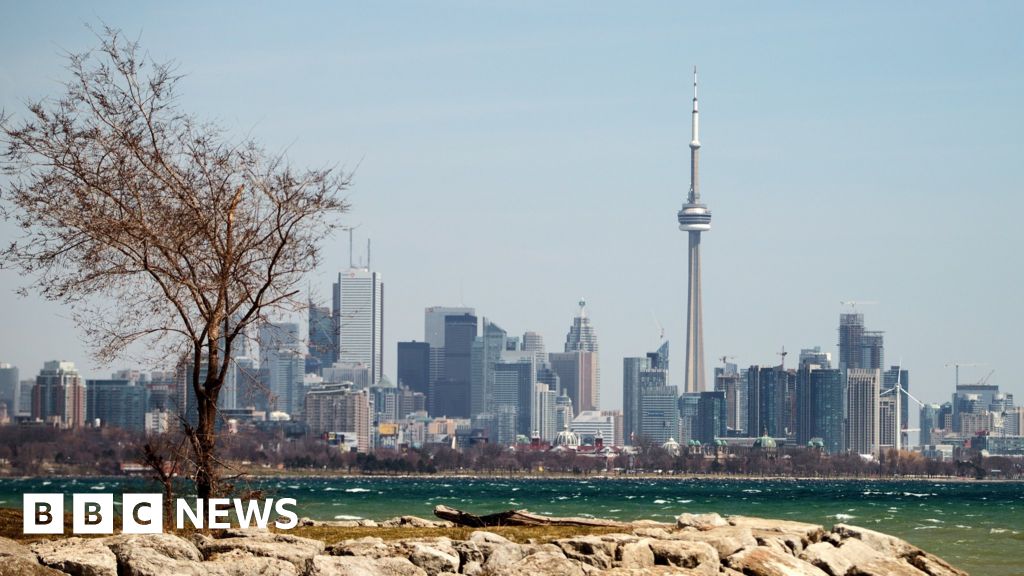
left=194, top=392, right=220, bottom=500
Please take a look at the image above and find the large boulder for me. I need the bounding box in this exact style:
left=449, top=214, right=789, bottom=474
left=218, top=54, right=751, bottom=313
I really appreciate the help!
left=31, top=537, right=119, bottom=576
left=193, top=530, right=324, bottom=572
left=310, top=555, right=427, bottom=576
left=104, top=533, right=203, bottom=562
left=726, top=546, right=830, bottom=576
left=491, top=550, right=585, bottom=576
left=555, top=535, right=619, bottom=570
left=617, top=540, right=655, bottom=569
left=404, top=542, right=459, bottom=576
left=669, top=525, right=758, bottom=559
left=676, top=513, right=729, bottom=531
left=203, top=549, right=299, bottom=576
left=799, top=541, right=854, bottom=576
left=648, top=540, right=719, bottom=575
left=0, top=537, right=38, bottom=562
left=728, top=516, right=825, bottom=544
left=480, top=542, right=526, bottom=573
left=831, top=525, right=966, bottom=576
left=326, top=537, right=392, bottom=558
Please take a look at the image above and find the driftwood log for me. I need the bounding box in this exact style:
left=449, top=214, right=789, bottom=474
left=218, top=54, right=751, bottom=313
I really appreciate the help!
left=433, top=504, right=627, bottom=528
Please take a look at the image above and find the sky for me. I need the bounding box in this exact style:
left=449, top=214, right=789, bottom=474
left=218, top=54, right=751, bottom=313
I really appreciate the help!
left=1, top=2, right=1021, bottom=414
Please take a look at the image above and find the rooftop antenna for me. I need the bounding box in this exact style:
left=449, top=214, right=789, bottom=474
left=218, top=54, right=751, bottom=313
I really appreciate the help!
left=341, top=224, right=362, bottom=269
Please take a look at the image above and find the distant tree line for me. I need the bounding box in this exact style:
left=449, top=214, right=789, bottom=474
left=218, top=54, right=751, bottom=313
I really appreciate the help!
left=1, top=427, right=1021, bottom=481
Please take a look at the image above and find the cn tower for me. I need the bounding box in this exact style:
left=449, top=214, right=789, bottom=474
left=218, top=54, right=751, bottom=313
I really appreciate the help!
left=677, top=67, right=711, bottom=394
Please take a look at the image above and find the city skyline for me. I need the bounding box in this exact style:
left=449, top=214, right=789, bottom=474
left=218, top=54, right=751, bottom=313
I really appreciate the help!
left=1, top=3, right=1021, bottom=409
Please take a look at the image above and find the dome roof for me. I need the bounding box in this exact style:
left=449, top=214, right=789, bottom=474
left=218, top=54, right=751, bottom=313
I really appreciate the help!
left=753, top=434, right=777, bottom=449
left=553, top=425, right=580, bottom=448
left=714, top=439, right=728, bottom=447
left=662, top=437, right=680, bottom=450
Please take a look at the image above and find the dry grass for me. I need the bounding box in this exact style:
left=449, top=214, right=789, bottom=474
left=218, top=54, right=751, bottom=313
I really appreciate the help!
left=1, top=507, right=621, bottom=545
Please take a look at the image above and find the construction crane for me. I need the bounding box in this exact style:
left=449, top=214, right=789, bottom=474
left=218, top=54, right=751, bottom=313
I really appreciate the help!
left=719, top=355, right=735, bottom=366
left=839, top=300, right=878, bottom=309
left=944, top=362, right=985, bottom=387
left=977, top=369, right=995, bottom=386
left=650, top=311, right=665, bottom=341
left=777, top=346, right=788, bottom=369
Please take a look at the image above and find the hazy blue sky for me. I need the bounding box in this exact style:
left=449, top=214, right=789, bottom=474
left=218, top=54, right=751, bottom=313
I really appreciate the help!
left=1, top=2, right=1021, bottom=412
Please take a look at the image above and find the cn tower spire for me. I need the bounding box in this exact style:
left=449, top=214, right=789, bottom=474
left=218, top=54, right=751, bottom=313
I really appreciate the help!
left=678, top=65, right=712, bottom=394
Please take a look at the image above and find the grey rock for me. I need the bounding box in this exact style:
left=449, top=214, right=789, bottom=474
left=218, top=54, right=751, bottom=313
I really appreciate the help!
left=327, top=537, right=391, bottom=558
left=907, top=552, right=970, bottom=576
left=726, top=546, right=830, bottom=576
left=310, top=555, right=427, bottom=576
left=491, top=551, right=585, bottom=576
left=670, top=526, right=758, bottom=559
left=555, top=536, right=617, bottom=570
left=0, top=537, right=37, bottom=562
left=104, top=533, right=202, bottom=562
left=676, top=513, right=729, bottom=531
left=193, top=531, right=324, bottom=572
left=0, top=556, right=70, bottom=576
left=405, top=543, right=459, bottom=576
left=451, top=541, right=483, bottom=565
left=832, top=524, right=917, bottom=558
left=648, top=540, right=719, bottom=575
left=616, top=540, right=654, bottom=569
left=204, top=549, right=299, bottom=576
left=468, top=531, right=510, bottom=546
left=799, top=541, right=854, bottom=576
left=31, top=537, right=118, bottom=576
left=461, top=560, right=483, bottom=576
left=481, top=543, right=526, bottom=572
left=379, top=516, right=448, bottom=528
left=728, top=516, right=825, bottom=544
left=849, top=557, right=928, bottom=576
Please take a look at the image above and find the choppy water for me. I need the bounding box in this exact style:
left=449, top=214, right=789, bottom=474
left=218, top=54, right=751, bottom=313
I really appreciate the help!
left=2, top=476, right=1022, bottom=575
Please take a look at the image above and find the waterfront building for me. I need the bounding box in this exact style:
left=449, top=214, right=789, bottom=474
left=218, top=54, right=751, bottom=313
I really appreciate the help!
left=919, top=403, right=941, bottom=446
left=746, top=365, right=789, bottom=439
left=677, top=68, right=712, bottom=395
left=470, top=319, right=508, bottom=418
left=678, top=393, right=700, bottom=443
left=305, top=383, right=371, bottom=452
left=846, top=368, right=881, bottom=455
left=570, top=410, right=615, bottom=445
left=397, top=341, right=430, bottom=396
left=638, top=380, right=679, bottom=445
left=883, top=366, right=910, bottom=445
left=492, top=352, right=536, bottom=439
left=796, top=368, right=844, bottom=454
left=334, top=268, right=384, bottom=385
left=31, top=360, right=86, bottom=428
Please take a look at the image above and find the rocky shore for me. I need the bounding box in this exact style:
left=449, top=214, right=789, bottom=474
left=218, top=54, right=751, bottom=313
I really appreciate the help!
left=0, top=512, right=968, bottom=576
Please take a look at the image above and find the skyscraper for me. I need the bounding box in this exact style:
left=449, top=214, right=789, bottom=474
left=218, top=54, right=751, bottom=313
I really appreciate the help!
left=677, top=68, right=712, bottom=394
left=308, top=300, right=336, bottom=375
left=334, top=268, right=384, bottom=385
left=423, top=306, right=475, bottom=411
left=470, top=319, right=508, bottom=418
left=397, top=341, right=430, bottom=396
left=86, top=377, right=148, bottom=431
left=846, top=368, right=881, bottom=455
left=838, top=313, right=884, bottom=371
left=31, top=361, right=86, bottom=428
left=432, top=313, right=477, bottom=417
left=259, top=322, right=304, bottom=415
left=0, top=363, right=19, bottom=419
left=552, top=300, right=600, bottom=413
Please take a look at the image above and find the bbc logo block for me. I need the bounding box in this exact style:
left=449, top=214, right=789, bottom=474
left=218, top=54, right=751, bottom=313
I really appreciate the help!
left=24, top=493, right=163, bottom=535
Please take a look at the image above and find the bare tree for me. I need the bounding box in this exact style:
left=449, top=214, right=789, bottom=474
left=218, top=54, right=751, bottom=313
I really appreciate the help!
left=0, top=28, right=349, bottom=499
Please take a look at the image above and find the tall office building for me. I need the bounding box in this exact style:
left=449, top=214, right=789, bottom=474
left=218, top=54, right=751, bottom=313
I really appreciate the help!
left=397, top=341, right=430, bottom=396
left=714, top=362, right=744, bottom=435
left=334, top=268, right=384, bottom=385
left=532, top=383, right=558, bottom=442
left=0, top=363, right=18, bottom=419
left=883, top=366, right=910, bottom=445
left=919, top=403, right=941, bottom=446
left=746, top=365, right=788, bottom=438
left=522, top=332, right=547, bottom=369
left=549, top=351, right=599, bottom=415
left=259, top=322, right=304, bottom=415
left=624, top=341, right=672, bottom=444
left=308, top=300, right=336, bottom=375
left=423, top=306, right=474, bottom=412
left=696, top=390, right=727, bottom=444
left=470, top=319, right=508, bottom=418
left=492, top=353, right=536, bottom=442
left=677, top=68, right=712, bottom=394
left=637, top=360, right=676, bottom=445
left=432, top=313, right=477, bottom=417
left=86, top=378, right=148, bottom=431
left=565, top=300, right=599, bottom=353
left=809, top=369, right=844, bottom=453
left=846, top=368, right=881, bottom=455
left=838, top=313, right=884, bottom=370
left=31, top=361, right=86, bottom=428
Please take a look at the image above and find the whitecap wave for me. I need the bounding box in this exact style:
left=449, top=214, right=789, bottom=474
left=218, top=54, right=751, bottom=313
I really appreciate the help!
left=334, top=515, right=362, bottom=520
left=345, top=488, right=371, bottom=493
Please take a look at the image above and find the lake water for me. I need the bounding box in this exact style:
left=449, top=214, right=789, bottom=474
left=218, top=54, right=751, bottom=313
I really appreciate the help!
left=2, top=476, right=1021, bottom=575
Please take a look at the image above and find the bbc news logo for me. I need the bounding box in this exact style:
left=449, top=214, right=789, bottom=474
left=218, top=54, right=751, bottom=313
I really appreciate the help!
left=24, top=494, right=299, bottom=534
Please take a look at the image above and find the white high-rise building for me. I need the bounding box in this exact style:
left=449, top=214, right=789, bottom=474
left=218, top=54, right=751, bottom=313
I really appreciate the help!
left=334, top=268, right=384, bottom=385
left=846, top=368, right=881, bottom=456
left=532, top=383, right=558, bottom=442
